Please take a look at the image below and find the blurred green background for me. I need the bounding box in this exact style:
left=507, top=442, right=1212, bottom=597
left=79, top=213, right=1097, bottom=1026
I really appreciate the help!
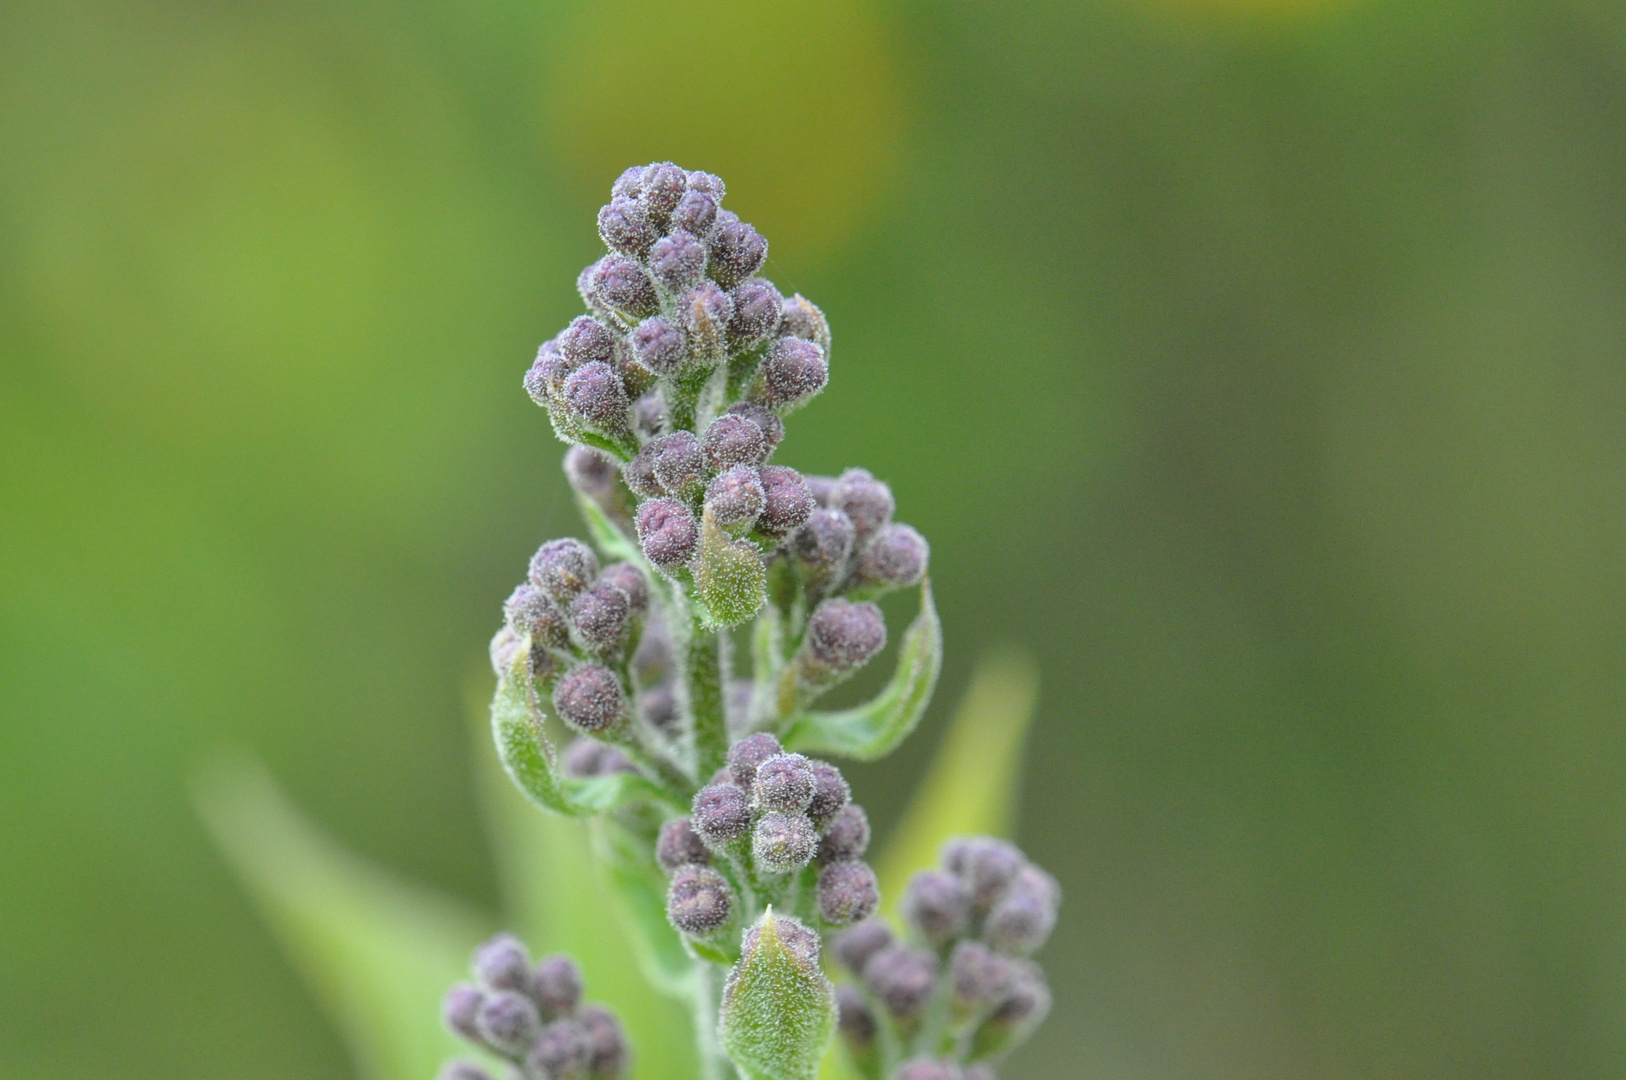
left=5, top=0, right=1626, bottom=1076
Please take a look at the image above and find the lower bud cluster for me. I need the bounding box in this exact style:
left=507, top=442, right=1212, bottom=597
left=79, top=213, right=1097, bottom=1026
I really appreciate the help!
left=440, top=936, right=628, bottom=1080
left=832, top=838, right=1060, bottom=1079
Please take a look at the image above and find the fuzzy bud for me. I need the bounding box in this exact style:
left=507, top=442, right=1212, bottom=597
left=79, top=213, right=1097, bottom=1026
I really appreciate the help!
left=728, top=277, right=783, bottom=345
left=635, top=498, right=699, bottom=569
left=562, top=361, right=629, bottom=431
left=472, top=933, right=532, bottom=994
left=970, top=961, right=1051, bottom=1060
left=752, top=753, right=816, bottom=812
left=753, top=810, right=819, bottom=874
left=656, top=817, right=712, bottom=873
left=671, top=189, right=718, bottom=237
left=943, top=838, right=1025, bottom=914
left=804, top=759, right=851, bottom=830
left=579, top=1003, right=629, bottom=1078
left=611, top=165, right=645, bottom=199
left=692, top=782, right=753, bottom=847
left=833, top=918, right=893, bottom=975
left=648, top=230, right=708, bottom=293
left=855, top=523, right=929, bottom=591
left=816, top=859, right=880, bottom=925
left=704, top=465, right=766, bottom=530
left=804, top=598, right=887, bottom=673
left=475, top=990, right=541, bottom=1055
left=590, top=257, right=658, bottom=319
left=528, top=539, right=600, bottom=605
left=725, top=401, right=784, bottom=452
left=569, top=580, right=630, bottom=651
left=836, top=985, right=877, bottom=1050
left=558, top=315, right=616, bottom=364
left=792, top=508, right=856, bottom=583
left=834, top=468, right=895, bottom=545
left=861, top=945, right=939, bottom=1021
left=667, top=865, right=735, bottom=935
left=983, top=865, right=1061, bottom=956
left=703, top=413, right=768, bottom=469
left=526, top=1019, right=590, bottom=1079
left=901, top=870, right=969, bottom=946
left=804, top=474, right=838, bottom=507
left=561, top=737, right=635, bottom=778
left=629, top=316, right=687, bottom=375
left=597, top=197, right=654, bottom=258
left=622, top=450, right=662, bottom=498
left=524, top=342, right=562, bottom=407
left=758, top=337, right=828, bottom=410
left=563, top=445, right=617, bottom=501
left=727, top=732, right=783, bottom=787
left=686, top=169, right=725, bottom=200
left=503, top=583, right=570, bottom=650
left=442, top=982, right=484, bottom=1042
left=648, top=431, right=706, bottom=495
left=780, top=293, right=832, bottom=354
left=817, top=803, right=871, bottom=864
left=552, top=665, right=625, bottom=733
left=756, top=465, right=816, bottom=538
left=949, top=941, right=1016, bottom=1011
left=677, top=282, right=734, bottom=344
left=639, top=682, right=679, bottom=735
left=531, top=955, right=583, bottom=1020
left=709, top=219, right=769, bottom=287
left=489, top=626, right=524, bottom=678
left=640, top=161, right=687, bottom=219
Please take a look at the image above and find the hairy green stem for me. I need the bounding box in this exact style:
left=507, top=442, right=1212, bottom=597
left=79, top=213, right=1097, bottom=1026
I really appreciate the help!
left=688, top=624, right=729, bottom=779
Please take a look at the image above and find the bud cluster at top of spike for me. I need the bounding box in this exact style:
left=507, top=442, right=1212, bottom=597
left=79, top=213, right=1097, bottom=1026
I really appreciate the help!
left=439, top=935, right=629, bottom=1080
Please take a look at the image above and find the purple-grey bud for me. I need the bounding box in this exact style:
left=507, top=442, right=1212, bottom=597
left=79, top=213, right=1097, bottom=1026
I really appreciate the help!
left=686, top=169, right=725, bottom=201
left=562, top=361, right=629, bottom=430
left=648, top=431, right=706, bottom=494
left=578, top=259, right=609, bottom=316
left=691, top=783, right=753, bottom=847
left=475, top=990, right=541, bottom=1055
left=671, top=189, right=718, bottom=237
left=677, top=281, right=734, bottom=341
left=622, top=448, right=662, bottom=498
left=817, top=803, right=871, bottom=864
left=983, top=865, right=1060, bottom=956
left=635, top=498, right=699, bottom=569
left=611, top=165, right=645, bottom=199
left=834, top=468, right=895, bottom=545
left=986, top=960, right=1051, bottom=1029
left=726, top=732, right=784, bottom=787
left=943, top=838, right=1025, bottom=913
left=530, top=956, right=582, bottom=1023
left=472, top=933, right=532, bottom=993
left=562, top=737, right=635, bottom=778
left=833, top=918, right=893, bottom=975
left=436, top=1061, right=494, bottom=1080
left=442, top=982, right=484, bottom=1041
left=528, top=539, right=600, bottom=604
left=803, top=474, right=839, bottom=507
left=804, top=759, right=851, bottom=830
left=752, top=810, right=818, bottom=873
left=526, top=340, right=567, bottom=405
left=529, top=641, right=559, bottom=684
left=558, top=316, right=616, bottom=364
left=639, top=162, right=687, bottom=218
left=725, top=401, right=785, bottom=452
left=563, top=445, right=617, bottom=501
left=504, top=583, right=570, bottom=649
left=648, top=230, right=707, bottom=293
left=758, top=337, right=828, bottom=409
left=780, top=293, right=830, bottom=351
left=656, top=817, right=712, bottom=872
left=597, top=197, right=654, bottom=258
left=949, top=941, right=1016, bottom=1009
left=525, top=1019, right=590, bottom=1079
left=629, top=316, right=687, bottom=374
left=639, top=682, right=679, bottom=734
left=901, top=870, right=969, bottom=946
left=591, top=257, right=658, bottom=319
left=598, top=561, right=649, bottom=616
left=756, top=465, right=815, bottom=538
left=805, top=598, right=887, bottom=672
left=727, top=277, right=783, bottom=345
left=752, top=753, right=816, bottom=813
left=862, top=945, right=939, bottom=1020
left=490, top=626, right=524, bottom=677
left=703, top=413, right=768, bottom=469
left=792, top=508, right=855, bottom=574
left=895, top=1060, right=960, bottom=1080
left=667, top=864, right=735, bottom=935
left=816, top=859, right=880, bottom=925
left=704, top=465, right=766, bottom=530
left=708, top=219, right=768, bottom=287
left=552, top=665, right=625, bottom=733
left=630, top=615, right=672, bottom=684
left=578, top=1003, right=629, bottom=1079
left=836, top=985, right=877, bottom=1050
left=633, top=391, right=666, bottom=437
left=570, top=579, right=631, bottom=650
left=855, top=523, right=929, bottom=590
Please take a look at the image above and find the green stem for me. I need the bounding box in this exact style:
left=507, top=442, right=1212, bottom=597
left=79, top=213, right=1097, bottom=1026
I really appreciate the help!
left=688, top=623, right=729, bottom=779
left=690, top=962, right=733, bottom=1080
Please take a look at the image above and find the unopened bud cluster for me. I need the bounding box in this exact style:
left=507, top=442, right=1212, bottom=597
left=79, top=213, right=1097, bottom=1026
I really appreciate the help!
left=439, top=935, right=628, bottom=1080
left=832, top=838, right=1059, bottom=1078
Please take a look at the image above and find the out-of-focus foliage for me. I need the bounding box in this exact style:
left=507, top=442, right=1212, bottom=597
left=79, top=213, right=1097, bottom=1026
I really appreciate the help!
left=5, top=0, right=1626, bottom=1078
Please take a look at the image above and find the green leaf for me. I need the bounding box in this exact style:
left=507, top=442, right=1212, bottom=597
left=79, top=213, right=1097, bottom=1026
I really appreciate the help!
left=719, top=910, right=837, bottom=1080
left=193, top=754, right=492, bottom=1080
left=780, top=580, right=942, bottom=761
left=692, top=510, right=768, bottom=630
left=874, top=648, right=1040, bottom=914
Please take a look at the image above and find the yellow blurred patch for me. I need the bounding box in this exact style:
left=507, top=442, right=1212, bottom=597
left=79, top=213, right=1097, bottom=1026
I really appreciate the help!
left=541, top=0, right=906, bottom=269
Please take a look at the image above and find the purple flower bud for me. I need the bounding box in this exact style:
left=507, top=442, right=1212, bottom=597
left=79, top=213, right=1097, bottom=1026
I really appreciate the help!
left=833, top=918, right=893, bottom=975
left=598, top=197, right=654, bottom=258
left=531, top=955, right=583, bottom=1020
left=943, top=838, right=1025, bottom=914
left=792, top=508, right=856, bottom=576
left=611, top=165, right=646, bottom=199
left=726, top=732, right=784, bottom=787
left=629, top=316, right=687, bottom=374
left=727, top=277, right=783, bottom=345
left=703, top=413, right=768, bottom=469
left=949, top=941, right=1016, bottom=1009
left=691, top=782, right=752, bottom=847
left=985, top=960, right=1051, bottom=1030
left=551, top=665, right=625, bottom=733
left=436, top=1061, right=493, bottom=1080
left=525, top=340, right=565, bottom=406
left=630, top=616, right=672, bottom=684
left=525, top=1019, right=590, bottom=1079
left=804, top=759, right=851, bottom=830
left=708, top=219, right=768, bottom=287
left=475, top=990, right=541, bottom=1054
left=622, top=449, right=662, bottom=498
left=805, top=598, right=887, bottom=672
left=529, top=642, right=559, bottom=684
left=635, top=498, right=699, bottom=569
left=639, top=682, right=679, bottom=734
left=780, top=293, right=831, bottom=353
left=818, top=803, right=871, bottom=864
left=855, top=523, right=929, bottom=590
left=578, top=1003, right=629, bottom=1078
left=656, top=817, right=712, bottom=872
left=836, top=985, right=877, bottom=1050
left=677, top=281, right=734, bottom=340
left=504, top=583, right=570, bottom=649
left=472, top=933, right=532, bottom=993
left=633, top=391, right=666, bottom=437
left=758, top=337, right=828, bottom=409
left=563, top=445, right=617, bottom=501
left=752, top=810, right=818, bottom=873
left=569, top=579, right=630, bottom=651
left=752, top=753, right=816, bottom=813
left=756, top=465, right=815, bottom=538
left=983, top=865, right=1060, bottom=956
left=591, top=257, right=658, bottom=319
left=704, top=465, right=766, bottom=530
left=895, top=1060, right=960, bottom=1080
left=648, top=431, right=706, bottom=494
left=490, top=626, right=524, bottom=677
left=816, top=859, right=880, bottom=924
left=562, top=361, right=630, bottom=430
left=725, top=401, right=785, bottom=452
left=861, top=945, right=939, bottom=1020
left=803, top=474, right=839, bottom=507
left=528, top=539, right=600, bottom=604
left=834, top=468, right=895, bottom=545
left=686, top=169, right=725, bottom=200
left=558, top=315, right=616, bottom=364
left=578, top=259, right=607, bottom=315
left=598, top=561, right=649, bottom=616
left=648, top=230, right=707, bottom=293
left=562, top=737, right=634, bottom=778
left=640, top=161, right=687, bottom=218
left=667, top=864, right=735, bottom=934
left=442, top=982, right=484, bottom=1041
left=671, top=189, right=718, bottom=237
left=901, top=870, right=969, bottom=946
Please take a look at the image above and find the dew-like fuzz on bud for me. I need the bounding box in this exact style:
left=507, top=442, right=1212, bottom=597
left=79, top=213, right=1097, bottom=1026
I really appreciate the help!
left=703, top=413, right=768, bottom=469
left=817, top=860, right=880, bottom=925
left=692, top=782, right=753, bottom=847
left=708, top=219, right=768, bottom=287
left=728, top=277, right=783, bottom=345
left=758, top=336, right=828, bottom=409
left=649, top=230, right=708, bottom=293
left=598, top=561, right=649, bottom=616
left=667, top=865, right=735, bottom=935
left=570, top=579, right=631, bottom=650
left=475, top=990, right=541, bottom=1054
left=563, top=445, right=617, bottom=500
left=656, top=817, right=712, bottom=872
left=752, top=753, right=816, bottom=813
left=780, top=293, right=831, bottom=352
left=526, top=1019, right=591, bottom=1079
left=635, top=498, right=699, bottom=569
left=629, top=316, right=687, bottom=375
left=552, top=665, right=625, bottom=733
left=704, top=465, right=766, bottom=530
left=726, top=400, right=785, bottom=450
left=805, top=598, right=887, bottom=672
left=835, top=467, right=895, bottom=545
left=558, top=315, right=616, bottom=363
left=727, top=732, right=784, bottom=787
left=442, top=982, right=484, bottom=1041
left=792, top=508, right=855, bottom=576
left=949, top=941, right=1016, bottom=1009
left=755, top=465, right=816, bottom=538
left=861, top=945, right=939, bottom=1020
left=678, top=281, right=734, bottom=341
left=598, top=197, right=654, bottom=258
left=753, top=810, right=818, bottom=874
left=472, top=933, right=531, bottom=993
left=489, top=626, right=523, bottom=677
left=804, top=759, right=851, bottom=830
left=984, top=865, right=1061, bottom=955
left=818, top=803, right=872, bottom=864
left=836, top=985, right=877, bottom=1050
left=531, top=954, right=583, bottom=1020
left=503, top=583, right=569, bottom=649
left=591, top=257, right=658, bottom=319
left=944, top=838, right=1025, bottom=913
left=562, top=737, right=634, bottom=778
left=902, top=870, right=969, bottom=946
left=562, top=361, right=629, bottom=430
left=528, top=539, right=600, bottom=604
left=672, top=189, right=718, bottom=237
left=579, top=1003, right=629, bottom=1078
left=856, top=523, right=930, bottom=590
left=640, top=161, right=687, bottom=217
left=833, top=918, right=893, bottom=976
left=648, top=431, right=706, bottom=495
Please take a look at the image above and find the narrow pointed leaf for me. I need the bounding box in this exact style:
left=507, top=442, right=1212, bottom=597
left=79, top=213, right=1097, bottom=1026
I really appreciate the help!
left=720, top=910, right=837, bottom=1080
left=781, top=580, right=942, bottom=761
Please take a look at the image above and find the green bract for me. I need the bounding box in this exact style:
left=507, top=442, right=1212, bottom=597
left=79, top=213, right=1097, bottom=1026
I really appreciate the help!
left=719, top=911, right=837, bottom=1080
